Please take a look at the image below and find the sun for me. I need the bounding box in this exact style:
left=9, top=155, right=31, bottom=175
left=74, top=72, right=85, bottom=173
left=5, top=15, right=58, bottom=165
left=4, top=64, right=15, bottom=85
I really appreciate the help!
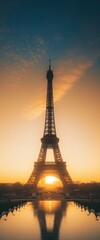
left=45, top=176, right=58, bottom=184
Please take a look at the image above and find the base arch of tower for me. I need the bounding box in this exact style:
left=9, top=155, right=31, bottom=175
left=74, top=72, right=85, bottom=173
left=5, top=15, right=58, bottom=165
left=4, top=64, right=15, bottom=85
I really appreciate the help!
left=36, top=170, right=64, bottom=187
left=31, top=168, right=72, bottom=190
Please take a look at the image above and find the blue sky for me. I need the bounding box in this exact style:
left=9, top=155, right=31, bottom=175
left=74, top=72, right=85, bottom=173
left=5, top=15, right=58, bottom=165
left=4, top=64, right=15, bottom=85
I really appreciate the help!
left=0, top=0, right=100, bottom=64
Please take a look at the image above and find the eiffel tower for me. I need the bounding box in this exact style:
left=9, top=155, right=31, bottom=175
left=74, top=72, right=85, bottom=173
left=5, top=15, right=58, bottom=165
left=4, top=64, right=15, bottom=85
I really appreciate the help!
left=27, top=60, right=72, bottom=189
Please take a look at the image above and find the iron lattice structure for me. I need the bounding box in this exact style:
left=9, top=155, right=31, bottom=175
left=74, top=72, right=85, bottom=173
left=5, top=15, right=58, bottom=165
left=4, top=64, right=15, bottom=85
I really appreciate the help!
left=27, top=60, right=73, bottom=188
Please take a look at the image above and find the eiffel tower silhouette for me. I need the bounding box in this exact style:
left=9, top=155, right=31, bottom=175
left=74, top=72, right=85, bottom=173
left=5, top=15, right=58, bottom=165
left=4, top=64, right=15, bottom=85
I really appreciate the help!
left=27, top=60, right=72, bottom=189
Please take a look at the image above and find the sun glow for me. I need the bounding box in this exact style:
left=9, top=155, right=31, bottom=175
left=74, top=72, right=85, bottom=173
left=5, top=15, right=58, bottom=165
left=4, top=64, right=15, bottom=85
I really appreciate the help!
left=45, top=176, right=58, bottom=184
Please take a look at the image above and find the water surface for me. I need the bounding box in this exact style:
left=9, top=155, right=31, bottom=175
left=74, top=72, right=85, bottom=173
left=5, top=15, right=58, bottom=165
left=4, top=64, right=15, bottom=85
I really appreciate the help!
left=0, top=201, right=100, bottom=240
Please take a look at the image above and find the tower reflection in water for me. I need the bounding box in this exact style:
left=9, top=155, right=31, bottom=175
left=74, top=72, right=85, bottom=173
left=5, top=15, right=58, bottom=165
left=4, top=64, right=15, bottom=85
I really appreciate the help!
left=32, top=200, right=67, bottom=240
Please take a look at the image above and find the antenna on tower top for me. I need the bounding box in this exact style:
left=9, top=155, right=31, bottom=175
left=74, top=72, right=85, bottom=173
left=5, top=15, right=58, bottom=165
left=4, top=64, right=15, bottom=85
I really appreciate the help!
left=49, top=59, right=51, bottom=70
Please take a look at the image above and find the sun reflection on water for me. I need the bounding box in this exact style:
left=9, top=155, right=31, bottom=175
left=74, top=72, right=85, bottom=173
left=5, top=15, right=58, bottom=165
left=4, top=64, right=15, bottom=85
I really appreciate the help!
left=38, top=200, right=61, bottom=213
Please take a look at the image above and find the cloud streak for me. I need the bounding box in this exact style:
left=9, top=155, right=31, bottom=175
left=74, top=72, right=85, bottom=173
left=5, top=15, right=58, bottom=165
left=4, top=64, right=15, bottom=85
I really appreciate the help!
left=25, top=56, right=93, bottom=119
left=54, top=57, right=93, bottom=101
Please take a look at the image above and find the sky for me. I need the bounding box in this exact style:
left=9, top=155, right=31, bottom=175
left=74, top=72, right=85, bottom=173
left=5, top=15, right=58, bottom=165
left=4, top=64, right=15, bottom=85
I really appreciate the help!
left=0, top=0, right=100, bottom=183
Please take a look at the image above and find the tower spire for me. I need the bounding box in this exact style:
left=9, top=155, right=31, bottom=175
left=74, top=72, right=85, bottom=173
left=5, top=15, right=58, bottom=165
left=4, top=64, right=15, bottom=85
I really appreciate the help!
left=49, top=59, right=51, bottom=70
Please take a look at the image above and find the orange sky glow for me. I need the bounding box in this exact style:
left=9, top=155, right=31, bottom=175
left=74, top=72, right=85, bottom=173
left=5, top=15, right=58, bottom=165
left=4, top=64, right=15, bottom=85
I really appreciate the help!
left=0, top=57, right=100, bottom=183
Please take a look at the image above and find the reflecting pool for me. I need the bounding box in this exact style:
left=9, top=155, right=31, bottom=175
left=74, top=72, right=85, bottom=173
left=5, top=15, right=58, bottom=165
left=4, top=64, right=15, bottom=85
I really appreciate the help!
left=0, top=201, right=100, bottom=240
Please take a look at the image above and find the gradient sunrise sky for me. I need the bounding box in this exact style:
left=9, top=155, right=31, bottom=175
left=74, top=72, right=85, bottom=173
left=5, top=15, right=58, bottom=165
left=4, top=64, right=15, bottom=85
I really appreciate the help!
left=0, top=0, right=100, bottom=183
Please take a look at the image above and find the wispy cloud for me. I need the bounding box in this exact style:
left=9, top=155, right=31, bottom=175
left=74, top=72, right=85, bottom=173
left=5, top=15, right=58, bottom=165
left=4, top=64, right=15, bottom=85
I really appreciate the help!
left=33, top=35, right=45, bottom=46
left=24, top=56, right=94, bottom=119
left=0, top=54, right=45, bottom=120
left=54, top=57, right=93, bottom=101
left=0, top=33, right=47, bottom=65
